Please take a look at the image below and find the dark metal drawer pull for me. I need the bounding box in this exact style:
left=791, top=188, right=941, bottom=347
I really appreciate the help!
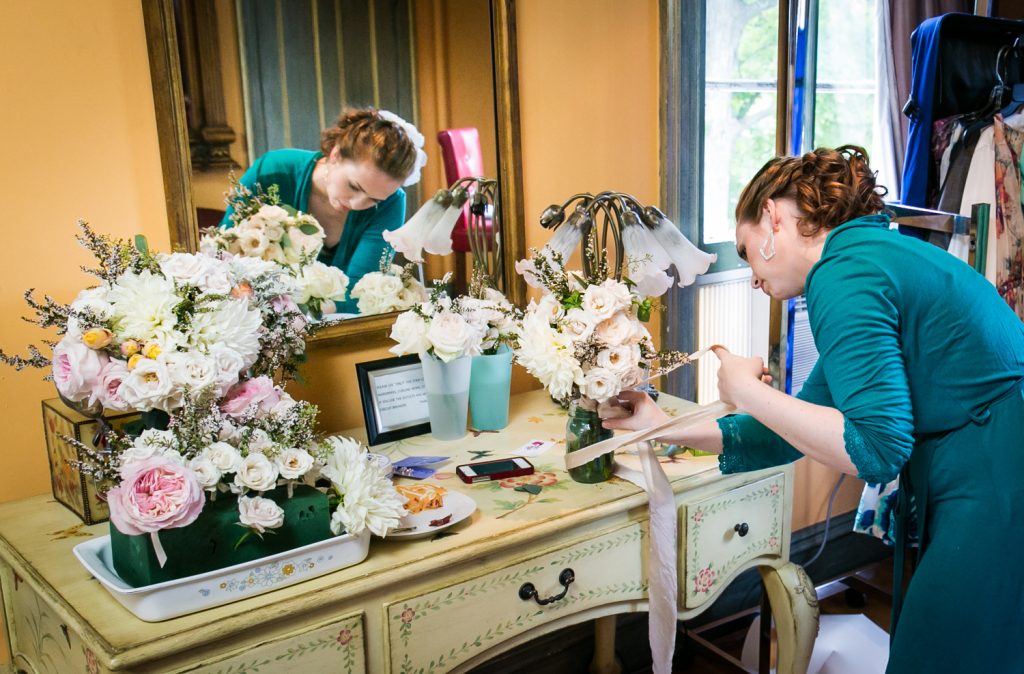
left=518, top=568, right=575, bottom=605
left=734, top=522, right=750, bottom=537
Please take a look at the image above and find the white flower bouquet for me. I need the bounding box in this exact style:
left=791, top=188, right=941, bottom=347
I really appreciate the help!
left=1, top=223, right=405, bottom=585
left=349, top=254, right=428, bottom=316
left=5, top=224, right=311, bottom=414
left=201, top=181, right=349, bottom=318
left=387, top=277, right=490, bottom=362
left=514, top=246, right=691, bottom=407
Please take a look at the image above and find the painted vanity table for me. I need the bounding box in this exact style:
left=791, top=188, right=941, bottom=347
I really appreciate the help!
left=0, top=389, right=817, bottom=673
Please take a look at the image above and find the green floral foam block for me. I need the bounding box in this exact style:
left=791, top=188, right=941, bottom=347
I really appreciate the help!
left=110, top=484, right=332, bottom=587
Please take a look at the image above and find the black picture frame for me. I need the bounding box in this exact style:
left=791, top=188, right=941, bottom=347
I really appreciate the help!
left=355, top=354, right=431, bottom=445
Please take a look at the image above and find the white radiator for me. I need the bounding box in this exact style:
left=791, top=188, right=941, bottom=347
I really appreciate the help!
left=696, top=278, right=769, bottom=404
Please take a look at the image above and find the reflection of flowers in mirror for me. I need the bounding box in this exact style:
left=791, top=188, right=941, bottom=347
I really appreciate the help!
left=350, top=253, right=428, bottom=316
left=202, top=180, right=349, bottom=319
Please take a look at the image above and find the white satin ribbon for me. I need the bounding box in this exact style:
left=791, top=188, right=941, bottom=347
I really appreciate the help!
left=565, top=400, right=734, bottom=674
left=150, top=531, right=169, bottom=568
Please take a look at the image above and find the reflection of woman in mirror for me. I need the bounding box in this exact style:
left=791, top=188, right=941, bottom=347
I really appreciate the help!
left=221, top=108, right=427, bottom=314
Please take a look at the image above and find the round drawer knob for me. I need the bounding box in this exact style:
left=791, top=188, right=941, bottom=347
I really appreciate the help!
left=734, top=522, right=750, bottom=537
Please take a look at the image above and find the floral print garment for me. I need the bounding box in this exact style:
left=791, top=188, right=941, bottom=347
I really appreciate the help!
left=992, top=114, right=1024, bottom=317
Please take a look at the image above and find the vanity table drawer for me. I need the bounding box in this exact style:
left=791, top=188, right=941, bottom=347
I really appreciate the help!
left=385, top=522, right=645, bottom=673
left=181, top=611, right=365, bottom=674
left=680, top=473, right=785, bottom=609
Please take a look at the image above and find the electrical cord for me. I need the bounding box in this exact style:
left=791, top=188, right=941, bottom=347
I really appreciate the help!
left=803, top=473, right=846, bottom=568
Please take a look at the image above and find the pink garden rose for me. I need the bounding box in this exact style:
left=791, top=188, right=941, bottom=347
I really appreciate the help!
left=107, top=456, right=205, bottom=535
left=220, top=376, right=282, bottom=419
left=91, top=359, right=130, bottom=411
left=52, top=337, right=108, bottom=402
left=271, top=294, right=307, bottom=332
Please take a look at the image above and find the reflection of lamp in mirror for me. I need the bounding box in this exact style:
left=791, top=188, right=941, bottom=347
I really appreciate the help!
left=383, top=177, right=505, bottom=292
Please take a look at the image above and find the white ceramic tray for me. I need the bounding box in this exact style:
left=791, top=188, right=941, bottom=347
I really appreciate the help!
left=73, top=528, right=370, bottom=622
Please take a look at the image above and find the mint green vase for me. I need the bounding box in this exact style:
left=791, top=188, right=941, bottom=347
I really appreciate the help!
left=469, top=346, right=513, bottom=431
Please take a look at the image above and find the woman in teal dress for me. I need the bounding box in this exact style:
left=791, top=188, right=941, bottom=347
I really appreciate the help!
left=221, top=108, right=427, bottom=314
left=607, top=146, right=1024, bottom=672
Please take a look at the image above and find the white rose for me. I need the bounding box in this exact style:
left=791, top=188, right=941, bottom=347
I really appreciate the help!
left=269, top=393, right=299, bottom=418
left=207, top=344, right=245, bottom=397
left=189, top=456, right=222, bottom=489
left=158, top=253, right=232, bottom=294
left=561, top=308, right=596, bottom=342
left=68, top=285, right=112, bottom=337
left=376, top=274, right=404, bottom=299
left=596, top=344, right=641, bottom=373
left=594, top=312, right=634, bottom=346
left=618, top=366, right=645, bottom=389
left=581, top=284, right=620, bottom=321
left=535, top=294, right=565, bottom=324
left=582, top=366, right=620, bottom=403
left=295, top=262, right=349, bottom=304
left=238, top=495, right=285, bottom=533
left=162, top=350, right=219, bottom=396
left=389, top=311, right=431, bottom=356
left=397, top=281, right=428, bottom=309
left=275, top=447, right=315, bottom=480
left=161, top=449, right=186, bottom=465
left=426, top=310, right=474, bottom=362
left=283, top=215, right=325, bottom=264
left=600, top=279, right=633, bottom=311
left=234, top=452, right=279, bottom=492
left=246, top=429, right=275, bottom=454
left=118, top=444, right=160, bottom=473
left=236, top=226, right=269, bottom=257
left=206, top=441, right=242, bottom=473
left=118, top=358, right=178, bottom=412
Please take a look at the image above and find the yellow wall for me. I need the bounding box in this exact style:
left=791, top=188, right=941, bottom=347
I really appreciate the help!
left=0, top=2, right=170, bottom=504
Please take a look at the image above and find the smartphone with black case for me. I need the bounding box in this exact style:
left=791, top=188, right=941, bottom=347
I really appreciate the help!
left=455, top=456, right=534, bottom=484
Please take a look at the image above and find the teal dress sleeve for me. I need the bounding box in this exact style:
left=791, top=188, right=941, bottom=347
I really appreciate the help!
left=804, top=257, right=915, bottom=483
left=717, top=360, right=833, bottom=473
left=718, top=255, right=916, bottom=484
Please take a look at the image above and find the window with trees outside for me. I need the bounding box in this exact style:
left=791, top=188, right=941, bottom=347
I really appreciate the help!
left=700, top=0, right=882, bottom=272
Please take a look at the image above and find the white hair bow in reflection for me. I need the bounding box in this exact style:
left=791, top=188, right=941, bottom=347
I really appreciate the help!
left=377, top=109, right=428, bottom=186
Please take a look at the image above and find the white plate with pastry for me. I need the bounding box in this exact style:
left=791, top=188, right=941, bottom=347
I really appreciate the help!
left=385, top=488, right=476, bottom=540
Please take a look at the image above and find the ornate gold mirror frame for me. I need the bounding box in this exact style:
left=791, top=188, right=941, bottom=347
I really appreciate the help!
left=140, top=0, right=526, bottom=344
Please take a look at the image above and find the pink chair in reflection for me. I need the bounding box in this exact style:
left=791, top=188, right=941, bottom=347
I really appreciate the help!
left=436, top=127, right=493, bottom=289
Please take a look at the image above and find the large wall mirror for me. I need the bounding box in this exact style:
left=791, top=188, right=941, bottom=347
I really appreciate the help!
left=142, top=0, right=525, bottom=345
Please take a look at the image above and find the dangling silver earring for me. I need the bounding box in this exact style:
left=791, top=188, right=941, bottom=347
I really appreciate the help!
left=759, top=228, right=776, bottom=261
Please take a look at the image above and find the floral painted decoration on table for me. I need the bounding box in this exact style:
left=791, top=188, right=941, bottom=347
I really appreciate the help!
left=200, top=180, right=350, bottom=319
left=0, top=223, right=405, bottom=566
left=348, top=251, right=429, bottom=316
